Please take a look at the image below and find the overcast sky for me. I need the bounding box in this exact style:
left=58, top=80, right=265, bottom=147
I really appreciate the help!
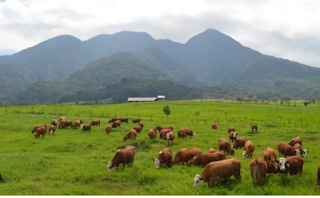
left=1, top=0, right=320, bottom=67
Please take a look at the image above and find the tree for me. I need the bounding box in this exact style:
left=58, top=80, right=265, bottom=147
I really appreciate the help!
left=75, top=100, right=79, bottom=105
left=163, top=105, right=171, bottom=122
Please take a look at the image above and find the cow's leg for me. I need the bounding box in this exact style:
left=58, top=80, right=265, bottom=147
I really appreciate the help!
left=208, top=177, right=216, bottom=188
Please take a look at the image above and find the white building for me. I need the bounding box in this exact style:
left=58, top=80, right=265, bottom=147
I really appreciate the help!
left=127, top=95, right=165, bottom=102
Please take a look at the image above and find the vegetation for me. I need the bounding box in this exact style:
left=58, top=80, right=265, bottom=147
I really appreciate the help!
left=0, top=100, right=320, bottom=195
left=162, top=105, right=171, bottom=121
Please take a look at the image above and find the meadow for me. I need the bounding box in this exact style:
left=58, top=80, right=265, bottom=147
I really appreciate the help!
left=0, top=100, right=320, bottom=195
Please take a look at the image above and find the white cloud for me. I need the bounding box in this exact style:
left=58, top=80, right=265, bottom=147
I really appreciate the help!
left=0, top=0, right=320, bottom=67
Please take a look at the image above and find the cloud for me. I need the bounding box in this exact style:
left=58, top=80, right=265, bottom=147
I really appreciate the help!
left=0, top=0, right=320, bottom=67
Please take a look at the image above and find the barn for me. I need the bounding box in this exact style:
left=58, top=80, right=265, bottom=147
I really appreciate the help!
left=127, top=95, right=165, bottom=102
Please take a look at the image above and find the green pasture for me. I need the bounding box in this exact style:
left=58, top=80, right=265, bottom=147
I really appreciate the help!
left=0, top=100, right=320, bottom=195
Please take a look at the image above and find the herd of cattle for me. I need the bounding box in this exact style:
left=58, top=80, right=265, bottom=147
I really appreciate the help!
left=30, top=117, right=320, bottom=189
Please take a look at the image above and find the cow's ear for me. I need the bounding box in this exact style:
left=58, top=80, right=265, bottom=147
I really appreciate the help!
left=200, top=176, right=206, bottom=181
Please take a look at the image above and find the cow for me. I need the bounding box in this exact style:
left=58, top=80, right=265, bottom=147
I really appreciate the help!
left=152, top=148, right=173, bottom=168
left=187, top=152, right=226, bottom=167
left=107, top=148, right=135, bottom=172
left=138, top=122, right=144, bottom=129
left=288, top=137, right=302, bottom=146
left=81, top=124, right=91, bottom=132
left=49, top=125, right=56, bottom=136
left=117, top=145, right=136, bottom=151
left=91, top=120, right=100, bottom=126
left=61, top=120, right=73, bottom=129
left=112, top=120, right=121, bottom=128
left=207, top=148, right=216, bottom=154
left=34, top=125, right=47, bottom=139
left=293, top=143, right=309, bottom=157
left=229, top=131, right=237, bottom=143
left=120, top=118, right=128, bottom=123
left=250, top=157, right=268, bottom=186
left=263, top=147, right=277, bottom=174
left=166, top=131, right=175, bottom=145
left=51, top=119, right=58, bottom=126
left=212, top=122, right=217, bottom=129
left=77, top=118, right=83, bottom=124
left=105, top=125, right=112, bottom=134
left=190, top=148, right=202, bottom=158
left=32, top=125, right=46, bottom=134
left=252, top=125, right=258, bottom=133
left=187, top=129, right=195, bottom=138
left=193, top=157, right=241, bottom=188
left=148, top=129, right=157, bottom=139
left=60, top=116, right=66, bottom=121
left=276, top=156, right=304, bottom=176
left=156, top=126, right=173, bottom=133
left=134, top=125, right=142, bottom=133
left=277, top=143, right=298, bottom=157
left=219, top=139, right=234, bottom=155
left=72, top=120, right=81, bottom=128
left=159, top=129, right=172, bottom=139
left=178, top=128, right=189, bottom=138
left=232, top=137, right=247, bottom=149
left=132, top=118, right=140, bottom=123
left=108, top=118, right=120, bottom=123
left=228, top=127, right=235, bottom=133
left=243, top=141, right=255, bottom=159
left=318, top=166, right=320, bottom=188
left=123, top=129, right=137, bottom=141
left=172, top=148, right=191, bottom=165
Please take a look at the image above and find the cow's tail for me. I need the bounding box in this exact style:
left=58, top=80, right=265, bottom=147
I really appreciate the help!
left=253, top=160, right=258, bottom=186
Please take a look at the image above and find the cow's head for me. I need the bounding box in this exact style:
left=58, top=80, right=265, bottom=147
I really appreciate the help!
left=242, top=151, right=247, bottom=159
left=123, top=135, right=128, bottom=141
left=193, top=174, right=205, bottom=187
left=295, top=148, right=301, bottom=156
left=278, top=158, right=290, bottom=172
left=50, top=130, right=53, bottom=136
left=233, top=132, right=237, bottom=138
left=107, top=162, right=114, bottom=172
left=187, top=156, right=198, bottom=166
left=302, top=149, right=309, bottom=157
left=154, top=159, right=161, bottom=168
left=80, top=125, right=83, bottom=129
left=166, top=133, right=170, bottom=140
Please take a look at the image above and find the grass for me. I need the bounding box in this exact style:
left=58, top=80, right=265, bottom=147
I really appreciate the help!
left=0, top=100, right=320, bottom=195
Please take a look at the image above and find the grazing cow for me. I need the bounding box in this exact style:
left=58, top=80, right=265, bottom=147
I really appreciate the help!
left=166, top=131, right=175, bottom=145
left=193, top=157, right=241, bottom=188
left=207, top=148, right=216, bottom=154
left=120, top=118, right=128, bottom=123
left=148, top=129, right=157, bottom=139
left=318, top=166, right=320, bottom=188
left=72, top=120, right=81, bottom=128
left=49, top=125, right=56, bottom=136
left=212, top=122, right=217, bottom=129
left=219, top=139, right=234, bottom=155
left=243, top=141, right=255, bottom=159
left=159, top=129, right=172, bottom=139
left=187, top=129, right=195, bottom=138
left=123, top=130, right=137, bottom=141
left=112, top=120, right=121, bottom=128
left=138, top=122, right=144, bottom=129
left=228, top=127, right=235, bottom=133
left=190, top=148, right=202, bottom=158
left=34, top=126, right=47, bottom=139
left=61, top=120, right=73, bottom=129
left=252, top=125, right=258, bottom=133
left=277, top=143, right=298, bottom=157
left=172, top=148, right=191, bottom=165
left=77, top=118, right=83, bottom=124
left=293, top=143, right=309, bottom=157
left=233, top=137, right=247, bottom=149
left=152, top=148, right=173, bottom=168
left=107, top=148, right=135, bottom=172
left=178, top=128, right=189, bottom=138
left=187, top=152, right=226, bottom=167
left=263, top=147, right=277, bottom=174
left=91, top=120, right=100, bottom=126
left=105, top=125, right=112, bottom=134
left=229, top=131, right=237, bottom=143
left=132, top=118, right=140, bottom=123
left=156, top=126, right=173, bottom=133
left=81, top=124, right=91, bottom=132
left=32, top=125, right=46, bottom=134
left=134, top=125, right=142, bottom=133
left=288, top=137, right=302, bottom=146
left=277, top=156, right=304, bottom=176
left=117, top=145, right=136, bottom=151
left=250, top=157, right=268, bottom=186
left=108, top=118, right=120, bottom=123
left=51, top=119, right=58, bottom=126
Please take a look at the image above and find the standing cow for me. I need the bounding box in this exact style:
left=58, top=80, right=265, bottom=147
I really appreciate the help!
left=233, top=137, right=247, bottom=149
left=252, top=125, right=258, bottom=133
left=263, top=147, right=277, bottom=174
left=219, top=139, right=234, bottom=155
left=148, top=129, right=157, bottom=139
left=212, top=122, right=217, bottom=129
left=105, top=125, right=112, bottom=134
left=250, top=157, right=268, bottom=186
left=91, top=120, right=100, bottom=126
left=229, top=131, right=237, bottom=143
left=277, top=156, right=304, bottom=176
left=112, top=120, right=121, bottom=128
left=172, top=148, right=191, bottom=165
left=81, top=124, right=91, bottom=132
left=49, top=125, right=56, bottom=136
left=166, top=131, right=175, bottom=145
left=107, top=148, right=135, bottom=172
left=243, top=141, right=255, bottom=159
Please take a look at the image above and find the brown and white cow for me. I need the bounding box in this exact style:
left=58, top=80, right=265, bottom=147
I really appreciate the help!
left=172, top=148, right=191, bottom=165
left=112, top=120, right=121, bottom=128
left=123, top=129, right=137, bottom=141
left=81, top=124, right=91, bottom=132
left=61, top=120, right=73, bottom=129
left=107, top=148, right=135, bottom=172
left=91, top=120, right=100, bottom=126
left=187, top=152, right=226, bottom=167
left=263, top=147, right=277, bottom=174
left=250, top=157, right=268, bottom=186
left=252, top=125, right=258, bottom=133
left=243, top=141, right=255, bottom=159
left=166, top=131, right=175, bottom=145
left=229, top=131, right=237, bottom=143
left=277, top=143, right=298, bottom=157
left=232, top=137, right=247, bottom=149
left=108, top=118, right=120, bottom=123
left=105, top=125, right=112, bottom=134
left=178, top=128, right=189, bottom=138
left=156, top=126, right=173, bottom=133
left=51, top=119, right=58, bottom=126
left=132, top=118, right=140, bottom=123
left=293, top=143, right=309, bottom=157
left=49, top=125, right=56, bottom=136
left=134, top=125, right=142, bottom=133
left=219, top=139, right=234, bottom=155
left=228, top=127, right=235, bottom=133
left=190, top=148, right=202, bottom=158
left=148, top=129, right=157, bottom=139
left=288, top=137, right=302, bottom=146
left=212, top=122, right=217, bottom=129
left=276, top=156, right=304, bottom=176
left=32, top=125, right=46, bottom=134
left=193, top=157, right=241, bottom=188
left=159, top=129, right=172, bottom=139
left=207, top=148, right=216, bottom=154
left=187, top=129, right=195, bottom=138
left=152, top=148, right=172, bottom=168
left=34, top=125, right=47, bottom=139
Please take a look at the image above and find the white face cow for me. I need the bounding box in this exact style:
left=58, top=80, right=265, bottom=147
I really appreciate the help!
left=253, top=128, right=256, bottom=133
left=166, top=133, right=170, bottom=140
left=107, top=162, right=114, bottom=172
left=193, top=174, right=205, bottom=187
left=154, top=159, right=160, bottom=168
left=295, top=148, right=301, bottom=156
left=233, top=132, right=237, bottom=138
left=242, top=151, right=247, bottom=159
left=80, top=125, right=83, bottom=129
left=302, top=149, right=308, bottom=157
left=50, top=130, right=53, bottom=136
left=54, top=119, right=58, bottom=124
left=278, top=158, right=288, bottom=171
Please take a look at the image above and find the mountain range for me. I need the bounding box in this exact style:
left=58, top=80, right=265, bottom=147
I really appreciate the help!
left=1, top=28, right=320, bottom=105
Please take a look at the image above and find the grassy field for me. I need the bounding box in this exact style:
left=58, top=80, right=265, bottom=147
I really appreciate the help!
left=0, top=100, right=320, bottom=195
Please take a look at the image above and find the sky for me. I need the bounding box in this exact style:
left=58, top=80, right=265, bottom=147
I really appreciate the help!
left=0, top=0, right=320, bottom=67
